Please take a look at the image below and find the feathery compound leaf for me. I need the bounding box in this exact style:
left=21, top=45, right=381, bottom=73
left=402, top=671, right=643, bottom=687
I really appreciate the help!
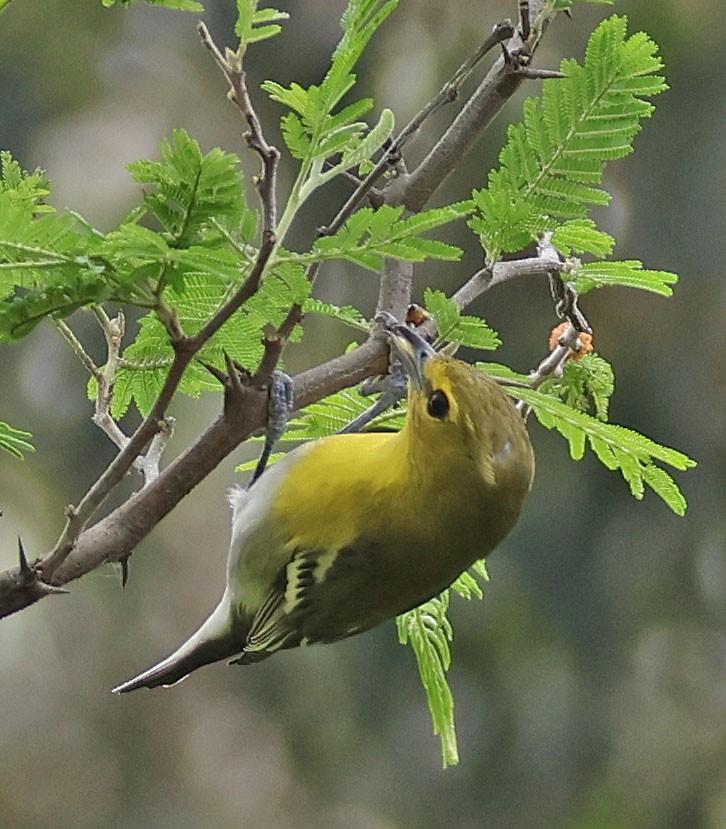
left=127, top=130, right=247, bottom=246
left=508, top=386, right=695, bottom=514
left=279, top=387, right=404, bottom=442
left=565, top=259, right=678, bottom=296
left=309, top=204, right=464, bottom=271
left=262, top=0, right=398, bottom=207
left=235, top=1, right=288, bottom=46
left=0, top=420, right=34, bottom=459
left=397, top=595, right=459, bottom=768
left=540, top=353, right=615, bottom=420
left=424, top=288, right=500, bottom=351
left=450, top=560, right=489, bottom=600
left=303, top=298, right=370, bottom=331
left=0, top=190, right=115, bottom=341
left=552, top=220, right=614, bottom=258
left=311, top=108, right=395, bottom=192
left=469, top=16, right=666, bottom=262
left=0, top=151, right=51, bottom=212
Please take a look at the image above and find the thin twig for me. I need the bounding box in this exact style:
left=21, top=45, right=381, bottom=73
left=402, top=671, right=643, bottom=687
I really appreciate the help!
left=90, top=309, right=135, bottom=454
left=197, top=21, right=280, bottom=233
left=388, top=0, right=554, bottom=212
left=0, top=2, right=569, bottom=617
left=54, top=319, right=101, bottom=380
left=54, top=314, right=136, bottom=463
left=451, top=255, right=564, bottom=310
left=195, top=21, right=284, bottom=384
left=137, top=419, right=175, bottom=486
left=321, top=21, right=515, bottom=238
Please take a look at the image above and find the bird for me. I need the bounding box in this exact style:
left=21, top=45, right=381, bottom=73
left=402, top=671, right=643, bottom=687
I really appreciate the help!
left=112, top=323, right=535, bottom=692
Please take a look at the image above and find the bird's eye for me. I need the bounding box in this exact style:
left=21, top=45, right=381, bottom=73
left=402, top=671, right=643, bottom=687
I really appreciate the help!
left=427, top=390, right=450, bottom=419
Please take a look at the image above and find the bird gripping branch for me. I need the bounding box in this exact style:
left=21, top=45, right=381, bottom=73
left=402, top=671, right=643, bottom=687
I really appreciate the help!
left=113, top=323, right=534, bottom=692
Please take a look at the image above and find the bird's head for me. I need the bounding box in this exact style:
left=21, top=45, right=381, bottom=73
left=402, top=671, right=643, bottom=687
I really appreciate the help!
left=388, top=323, right=534, bottom=489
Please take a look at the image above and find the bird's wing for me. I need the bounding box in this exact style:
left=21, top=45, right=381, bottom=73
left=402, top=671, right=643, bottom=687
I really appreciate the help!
left=230, top=542, right=376, bottom=665
left=229, top=547, right=318, bottom=663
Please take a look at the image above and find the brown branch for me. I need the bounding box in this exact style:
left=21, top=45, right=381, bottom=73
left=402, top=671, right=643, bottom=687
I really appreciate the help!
left=320, top=20, right=516, bottom=238
left=0, top=333, right=389, bottom=616
left=36, top=25, right=283, bottom=583
left=0, top=2, right=569, bottom=619
left=386, top=0, right=555, bottom=212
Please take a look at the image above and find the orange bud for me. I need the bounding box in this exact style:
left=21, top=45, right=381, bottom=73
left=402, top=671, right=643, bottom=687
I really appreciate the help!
left=548, top=322, right=594, bottom=361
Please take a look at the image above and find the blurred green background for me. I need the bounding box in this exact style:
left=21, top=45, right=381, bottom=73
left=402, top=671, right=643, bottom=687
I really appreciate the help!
left=0, top=1, right=724, bottom=827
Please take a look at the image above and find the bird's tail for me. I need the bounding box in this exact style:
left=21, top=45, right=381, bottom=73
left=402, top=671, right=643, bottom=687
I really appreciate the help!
left=112, top=591, right=243, bottom=693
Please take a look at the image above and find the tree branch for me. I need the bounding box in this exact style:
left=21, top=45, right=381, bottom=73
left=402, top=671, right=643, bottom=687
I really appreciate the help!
left=321, top=20, right=515, bottom=237
left=0, top=1, right=568, bottom=619
left=0, top=333, right=389, bottom=615
left=386, top=0, right=554, bottom=212
left=451, top=255, right=564, bottom=310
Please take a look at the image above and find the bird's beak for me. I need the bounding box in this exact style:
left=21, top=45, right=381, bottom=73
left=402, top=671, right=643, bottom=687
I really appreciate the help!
left=387, top=324, right=436, bottom=390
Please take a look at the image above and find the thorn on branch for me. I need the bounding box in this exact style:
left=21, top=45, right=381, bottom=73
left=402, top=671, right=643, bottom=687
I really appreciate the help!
left=515, top=66, right=566, bottom=80
left=501, top=37, right=563, bottom=81
left=18, top=536, right=32, bottom=580
left=0, top=538, right=69, bottom=620
left=198, top=353, right=253, bottom=418
left=120, top=554, right=130, bottom=588
left=519, top=0, right=531, bottom=41
left=224, top=353, right=251, bottom=416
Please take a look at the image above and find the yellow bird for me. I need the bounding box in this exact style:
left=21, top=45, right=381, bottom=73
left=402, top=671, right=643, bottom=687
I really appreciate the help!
left=113, top=324, right=534, bottom=692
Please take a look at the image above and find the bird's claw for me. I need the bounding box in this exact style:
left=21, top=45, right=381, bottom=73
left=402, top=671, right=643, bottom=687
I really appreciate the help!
left=265, top=370, right=294, bottom=445
left=249, top=371, right=294, bottom=487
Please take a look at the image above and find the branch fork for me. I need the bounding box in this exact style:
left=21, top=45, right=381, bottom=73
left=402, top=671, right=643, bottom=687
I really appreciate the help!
left=0, top=0, right=572, bottom=619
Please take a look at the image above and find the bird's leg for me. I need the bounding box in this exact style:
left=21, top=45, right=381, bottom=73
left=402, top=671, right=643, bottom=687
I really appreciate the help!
left=199, top=356, right=293, bottom=484
left=338, top=311, right=421, bottom=434
left=249, top=370, right=294, bottom=486
left=337, top=368, right=408, bottom=434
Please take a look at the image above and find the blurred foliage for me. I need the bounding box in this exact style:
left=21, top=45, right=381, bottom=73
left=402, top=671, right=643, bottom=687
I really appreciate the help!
left=0, top=1, right=724, bottom=828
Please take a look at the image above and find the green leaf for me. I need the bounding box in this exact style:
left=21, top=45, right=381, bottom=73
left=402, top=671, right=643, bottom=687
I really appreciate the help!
left=470, top=15, right=666, bottom=262
left=397, top=595, right=458, bottom=768
left=423, top=288, right=500, bottom=351
left=540, top=353, right=615, bottom=420
left=262, top=0, right=398, bottom=212
left=279, top=387, right=404, bottom=442
left=235, top=451, right=288, bottom=474
left=565, top=259, right=678, bottom=296
left=303, top=298, right=369, bottom=331
left=0, top=420, right=34, bottom=459
left=0, top=151, right=52, bottom=212
left=476, top=362, right=531, bottom=385
left=508, top=385, right=696, bottom=514
left=0, top=183, right=122, bottom=340
left=450, top=560, right=489, bottom=600
left=308, top=204, right=464, bottom=271
left=101, top=0, right=204, bottom=9
left=552, top=220, right=614, bottom=258
left=313, top=108, right=395, bottom=189
left=127, top=129, right=248, bottom=247
left=235, top=0, right=288, bottom=46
